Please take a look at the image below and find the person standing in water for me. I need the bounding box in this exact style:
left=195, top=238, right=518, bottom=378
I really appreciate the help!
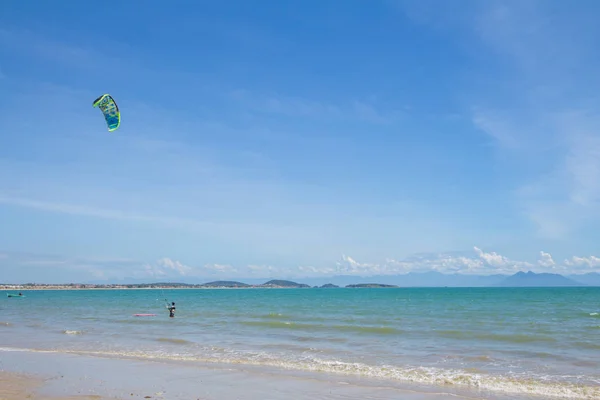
left=167, top=302, right=176, bottom=318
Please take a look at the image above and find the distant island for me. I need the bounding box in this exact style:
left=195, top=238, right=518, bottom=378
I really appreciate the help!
left=1, top=271, right=597, bottom=290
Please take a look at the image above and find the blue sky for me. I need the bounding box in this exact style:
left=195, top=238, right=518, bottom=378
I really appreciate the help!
left=1, top=0, right=600, bottom=282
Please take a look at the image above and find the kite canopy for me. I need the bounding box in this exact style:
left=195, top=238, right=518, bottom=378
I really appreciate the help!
left=93, top=94, right=120, bottom=131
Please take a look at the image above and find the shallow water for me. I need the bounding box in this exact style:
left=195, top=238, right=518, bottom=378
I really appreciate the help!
left=1, top=287, right=599, bottom=399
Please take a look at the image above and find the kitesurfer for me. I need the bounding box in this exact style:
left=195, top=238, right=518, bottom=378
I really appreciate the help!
left=167, top=302, right=176, bottom=318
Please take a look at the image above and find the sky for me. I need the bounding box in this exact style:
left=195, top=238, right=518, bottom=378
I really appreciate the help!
left=1, top=0, right=600, bottom=283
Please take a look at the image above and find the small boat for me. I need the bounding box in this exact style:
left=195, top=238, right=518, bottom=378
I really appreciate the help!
left=7, top=293, right=24, bottom=298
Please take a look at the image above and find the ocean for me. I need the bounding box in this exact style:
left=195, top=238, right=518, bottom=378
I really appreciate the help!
left=1, top=287, right=599, bottom=399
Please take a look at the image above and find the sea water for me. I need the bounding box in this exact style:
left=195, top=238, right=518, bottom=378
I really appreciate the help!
left=1, top=287, right=599, bottom=399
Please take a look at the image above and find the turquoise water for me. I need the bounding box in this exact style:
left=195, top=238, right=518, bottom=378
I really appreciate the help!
left=1, top=287, right=599, bottom=399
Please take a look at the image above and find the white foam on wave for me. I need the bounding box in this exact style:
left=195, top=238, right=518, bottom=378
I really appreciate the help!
left=63, top=330, right=84, bottom=335
left=0, top=347, right=30, bottom=352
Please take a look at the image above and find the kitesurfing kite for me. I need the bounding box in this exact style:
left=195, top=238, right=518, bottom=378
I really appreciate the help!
left=93, top=94, right=120, bottom=132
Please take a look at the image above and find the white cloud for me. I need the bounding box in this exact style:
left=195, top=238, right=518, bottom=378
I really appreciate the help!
left=143, top=258, right=192, bottom=278
left=329, top=247, right=600, bottom=277
left=3, top=247, right=600, bottom=284
left=564, top=256, right=600, bottom=269
left=334, top=247, right=534, bottom=276
left=538, top=251, right=555, bottom=268
left=335, top=254, right=380, bottom=274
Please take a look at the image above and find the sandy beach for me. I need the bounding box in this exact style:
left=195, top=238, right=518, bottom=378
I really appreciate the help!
left=0, top=371, right=104, bottom=400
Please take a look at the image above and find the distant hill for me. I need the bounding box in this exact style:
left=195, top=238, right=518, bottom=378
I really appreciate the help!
left=298, top=272, right=508, bottom=287
left=201, top=281, right=251, bottom=288
left=346, top=283, right=399, bottom=288
left=320, top=283, right=339, bottom=288
left=569, top=273, right=600, bottom=286
left=497, top=271, right=583, bottom=287
left=258, top=280, right=310, bottom=288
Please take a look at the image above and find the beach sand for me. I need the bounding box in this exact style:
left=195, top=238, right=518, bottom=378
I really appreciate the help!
left=0, top=371, right=104, bottom=400
left=0, top=350, right=484, bottom=400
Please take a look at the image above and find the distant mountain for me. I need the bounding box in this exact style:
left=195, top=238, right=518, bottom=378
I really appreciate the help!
left=568, top=273, right=600, bottom=286
left=258, top=280, right=310, bottom=288
left=497, top=271, right=583, bottom=287
left=298, top=272, right=508, bottom=287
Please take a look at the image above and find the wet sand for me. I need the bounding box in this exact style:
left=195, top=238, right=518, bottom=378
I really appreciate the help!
left=0, top=350, right=482, bottom=400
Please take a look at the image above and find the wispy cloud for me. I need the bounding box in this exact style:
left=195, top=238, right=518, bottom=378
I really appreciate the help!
left=464, top=2, right=600, bottom=239
left=229, top=89, right=404, bottom=124
left=352, top=100, right=402, bottom=125
left=0, top=251, right=142, bottom=282
left=0, top=28, right=128, bottom=73
left=471, top=109, right=523, bottom=150
left=0, top=79, right=467, bottom=264
left=397, top=0, right=600, bottom=240
left=0, top=195, right=160, bottom=223
left=230, top=89, right=342, bottom=119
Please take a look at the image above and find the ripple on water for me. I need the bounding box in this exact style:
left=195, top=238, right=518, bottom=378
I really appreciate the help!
left=240, top=320, right=402, bottom=335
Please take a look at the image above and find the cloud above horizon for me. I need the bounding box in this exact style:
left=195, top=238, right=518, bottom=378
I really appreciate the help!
left=2, top=247, right=600, bottom=284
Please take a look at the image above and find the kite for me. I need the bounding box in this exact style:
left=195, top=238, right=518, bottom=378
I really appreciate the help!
left=93, top=94, right=121, bottom=132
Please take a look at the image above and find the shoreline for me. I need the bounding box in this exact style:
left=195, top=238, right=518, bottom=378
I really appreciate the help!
left=0, top=349, right=473, bottom=400
left=2, top=345, right=598, bottom=400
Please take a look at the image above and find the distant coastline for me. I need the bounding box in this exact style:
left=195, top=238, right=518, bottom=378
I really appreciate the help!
left=0, top=280, right=399, bottom=290
left=0, top=280, right=397, bottom=290
left=0, top=271, right=600, bottom=291
left=1, top=270, right=598, bottom=290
